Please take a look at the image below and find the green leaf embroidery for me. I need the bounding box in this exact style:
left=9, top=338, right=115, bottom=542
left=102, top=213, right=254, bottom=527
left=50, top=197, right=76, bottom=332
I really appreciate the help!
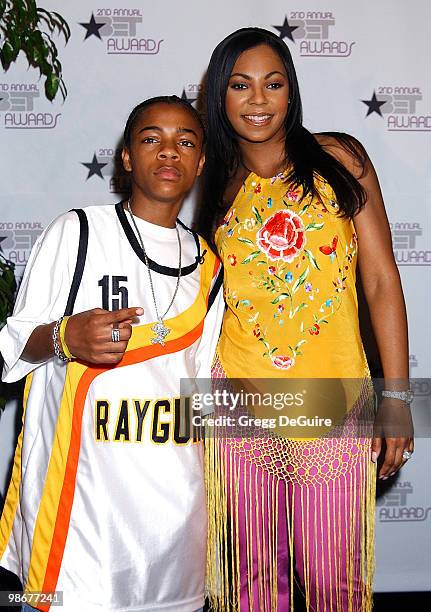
left=252, top=206, right=263, bottom=224
left=305, top=223, right=324, bottom=231
left=289, top=302, right=307, bottom=319
left=242, top=250, right=261, bottom=264
left=271, top=293, right=290, bottom=304
left=258, top=337, right=270, bottom=351
left=237, top=237, right=255, bottom=246
left=304, top=249, right=321, bottom=270
left=292, top=267, right=309, bottom=293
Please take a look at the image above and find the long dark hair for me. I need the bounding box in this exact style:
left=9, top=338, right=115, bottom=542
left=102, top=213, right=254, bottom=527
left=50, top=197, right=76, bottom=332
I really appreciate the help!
left=199, top=27, right=366, bottom=246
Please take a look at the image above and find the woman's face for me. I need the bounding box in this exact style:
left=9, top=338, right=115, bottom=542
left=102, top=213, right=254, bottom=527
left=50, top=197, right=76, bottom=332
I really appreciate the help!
left=225, top=44, right=289, bottom=144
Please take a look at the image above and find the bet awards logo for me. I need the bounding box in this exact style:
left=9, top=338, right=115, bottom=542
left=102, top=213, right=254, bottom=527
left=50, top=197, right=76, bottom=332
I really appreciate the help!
left=79, top=9, right=163, bottom=55
left=0, top=83, right=61, bottom=129
left=272, top=12, right=355, bottom=57
left=0, top=221, right=43, bottom=272
left=181, top=84, right=202, bottom=106
left=362, top=87, right=431, bottom=131
left=377, top=482, right=431, bottom=522
left=81, top=149, right=130, bottom=194
left=390, top=222, right=431, bottom=266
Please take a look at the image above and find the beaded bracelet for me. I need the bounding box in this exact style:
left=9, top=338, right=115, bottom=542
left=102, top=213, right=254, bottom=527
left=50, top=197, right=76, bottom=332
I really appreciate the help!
left=52, top=316, right=74, bottom=362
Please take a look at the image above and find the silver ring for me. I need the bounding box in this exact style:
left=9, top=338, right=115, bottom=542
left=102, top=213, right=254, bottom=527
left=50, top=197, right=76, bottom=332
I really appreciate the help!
left=111, top=328, right=121, bottom=343
left=402, top=450, right=413, bottom=461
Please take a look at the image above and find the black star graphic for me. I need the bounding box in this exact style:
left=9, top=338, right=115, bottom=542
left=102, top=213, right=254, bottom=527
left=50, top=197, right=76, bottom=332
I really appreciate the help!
left=79, top=13, right=105, bottom=40
left=273, top=17, right=298, bottom=42
left=181, top=88, right=198, bottom=105
left=361, top=91, right=387, bottom=117
left=81, top=154, right=107, bottom=180
left=0, top=235, right=8, bottom=252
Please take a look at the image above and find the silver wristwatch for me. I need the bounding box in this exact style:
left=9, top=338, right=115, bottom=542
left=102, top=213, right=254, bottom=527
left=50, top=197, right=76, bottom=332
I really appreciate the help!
left=382, top=389, right=414, bottom=404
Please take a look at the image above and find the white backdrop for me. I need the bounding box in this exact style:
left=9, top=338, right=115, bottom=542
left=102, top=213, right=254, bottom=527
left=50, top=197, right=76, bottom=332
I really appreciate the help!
left=0, top=0, right=430, bottom=592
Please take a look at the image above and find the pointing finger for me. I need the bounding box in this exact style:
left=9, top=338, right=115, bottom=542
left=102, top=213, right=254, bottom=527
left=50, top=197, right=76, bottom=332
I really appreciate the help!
left=102, top=307, right=144, bottom=324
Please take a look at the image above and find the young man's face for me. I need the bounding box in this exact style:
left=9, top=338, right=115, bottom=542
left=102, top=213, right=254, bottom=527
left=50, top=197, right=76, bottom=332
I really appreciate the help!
left=122, top=103, right=205, bottom=205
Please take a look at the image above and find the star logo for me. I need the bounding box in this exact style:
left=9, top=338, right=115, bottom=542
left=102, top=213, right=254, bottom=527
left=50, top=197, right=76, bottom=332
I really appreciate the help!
left=181, top=88, right=198, bottom=105
left=81, top=154, right=107, bottom=180
left=0, top=235, right=9, bottom=252
left=361, top=91, right=387, bottom=117
left=273, top=17, right=299, bottom=42
left=79, top=13, right=105, bottom=40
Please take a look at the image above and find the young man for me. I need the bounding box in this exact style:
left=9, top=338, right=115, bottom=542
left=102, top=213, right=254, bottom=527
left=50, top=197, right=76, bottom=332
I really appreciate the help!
left=0, top=96, right=224, bottom=612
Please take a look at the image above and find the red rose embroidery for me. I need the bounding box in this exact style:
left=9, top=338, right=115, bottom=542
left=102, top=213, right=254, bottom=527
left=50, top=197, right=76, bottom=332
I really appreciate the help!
left=272, top=355, right=295, bottom=369
left=256, top=210, right=306, bottom=262
left=227, top=254, right=237, bottom=266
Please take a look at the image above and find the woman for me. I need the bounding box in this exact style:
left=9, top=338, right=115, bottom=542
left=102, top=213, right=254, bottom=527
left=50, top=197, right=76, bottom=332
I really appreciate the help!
left=199, top=28, right=413, bottom=612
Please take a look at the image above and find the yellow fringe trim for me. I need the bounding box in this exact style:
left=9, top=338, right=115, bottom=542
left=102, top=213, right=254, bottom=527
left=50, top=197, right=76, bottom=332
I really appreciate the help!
left=205, top=381, right=377, bottom=612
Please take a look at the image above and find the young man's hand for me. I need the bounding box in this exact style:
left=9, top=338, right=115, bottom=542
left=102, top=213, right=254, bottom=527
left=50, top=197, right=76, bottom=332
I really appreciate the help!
left=65, top=307, right=143, bottom=364
left=22, top=307, right=143, bottom=365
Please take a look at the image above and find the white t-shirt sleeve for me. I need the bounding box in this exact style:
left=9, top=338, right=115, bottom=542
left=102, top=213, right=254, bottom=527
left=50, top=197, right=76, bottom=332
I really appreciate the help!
left=0, top=211, right=80, bottom=383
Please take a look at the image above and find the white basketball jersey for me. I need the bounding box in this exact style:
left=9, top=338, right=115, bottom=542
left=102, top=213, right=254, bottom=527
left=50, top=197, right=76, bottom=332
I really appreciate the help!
left=0, top=204, right=224, bottom=612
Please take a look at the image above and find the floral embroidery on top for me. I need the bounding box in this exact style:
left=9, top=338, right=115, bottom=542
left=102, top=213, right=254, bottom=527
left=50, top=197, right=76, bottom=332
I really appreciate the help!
left=216, top=172, right=358, bottom=371
left=256, top=210, right=306, bottom=262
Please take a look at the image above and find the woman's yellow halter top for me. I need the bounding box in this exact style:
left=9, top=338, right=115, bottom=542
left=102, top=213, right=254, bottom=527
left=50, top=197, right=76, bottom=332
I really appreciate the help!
left=215, top=170, right=368, bottom=380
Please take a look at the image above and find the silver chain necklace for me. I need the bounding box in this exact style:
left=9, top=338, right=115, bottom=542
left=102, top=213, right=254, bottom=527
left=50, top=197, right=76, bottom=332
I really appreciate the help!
left=127, top=200, right=182, bottom=346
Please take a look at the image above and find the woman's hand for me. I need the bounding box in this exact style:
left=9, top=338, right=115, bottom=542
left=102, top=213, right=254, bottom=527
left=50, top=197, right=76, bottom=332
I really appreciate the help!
left=371, top=396, right=414, bottom=479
